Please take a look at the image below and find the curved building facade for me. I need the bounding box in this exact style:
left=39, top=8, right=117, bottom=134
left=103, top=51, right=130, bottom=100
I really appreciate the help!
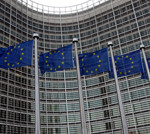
left=0, top=0, right=150, bottom=133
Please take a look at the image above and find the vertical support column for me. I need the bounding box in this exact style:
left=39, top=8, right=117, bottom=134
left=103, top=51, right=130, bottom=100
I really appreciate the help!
left=108, top=41, right=128, bottom=134
left=33, top=33, right=41, bottom=134
left=73, top=38, right=87, bottom=134
left=140, top=44, right=150, bottom=82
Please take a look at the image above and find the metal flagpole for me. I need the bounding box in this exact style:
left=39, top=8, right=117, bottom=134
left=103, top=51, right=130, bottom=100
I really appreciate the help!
left=33, top=33, right=41, bottom=134
left=108, top=41, right=128, bottom=134
left=73, top=38, right=87, bottom=134
left=140, top=44, right=150, bottom=82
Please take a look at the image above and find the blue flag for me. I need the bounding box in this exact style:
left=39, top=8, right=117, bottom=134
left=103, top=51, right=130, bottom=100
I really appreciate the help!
left=109, top=50, right=143, bottom=78
left=39, top=44, right=73, bottom=74
left=141, top=58, right=150, bottom=79
left=78, top=48, right=110, bottom=76
left=0, top=40, right=33, bottom=69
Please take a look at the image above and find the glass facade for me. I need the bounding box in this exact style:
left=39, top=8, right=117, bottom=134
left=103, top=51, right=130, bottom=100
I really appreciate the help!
left=0, top=0, right=150, bottom=133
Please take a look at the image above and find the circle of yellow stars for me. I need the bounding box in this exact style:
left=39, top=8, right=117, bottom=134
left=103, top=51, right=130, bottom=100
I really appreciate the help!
left=45, top=50, right=65, bottom=71
left=4, top=45, right=24, bottom=67
left=82, top=52, right=101, bottom=74
left=115, top=55, right=134, bottom=75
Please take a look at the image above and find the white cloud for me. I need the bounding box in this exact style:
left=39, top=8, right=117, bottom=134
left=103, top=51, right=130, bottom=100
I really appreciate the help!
left=33, top=0, right=87, bottom=7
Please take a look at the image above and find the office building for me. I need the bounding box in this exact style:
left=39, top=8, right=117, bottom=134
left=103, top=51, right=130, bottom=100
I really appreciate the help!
left=0, top=0, right=150, bottom=133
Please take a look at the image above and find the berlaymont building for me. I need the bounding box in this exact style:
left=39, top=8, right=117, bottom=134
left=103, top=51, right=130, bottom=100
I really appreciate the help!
left=0, top=0, right=150, bottom=134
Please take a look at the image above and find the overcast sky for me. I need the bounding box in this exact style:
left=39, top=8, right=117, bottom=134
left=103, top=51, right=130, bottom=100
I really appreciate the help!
left=32, top=0, right=88, bottom=7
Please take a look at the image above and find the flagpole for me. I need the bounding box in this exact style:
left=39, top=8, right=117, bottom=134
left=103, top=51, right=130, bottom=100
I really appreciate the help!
left=140, top=44, right=150, bottom=82
left=73, top=38, right=87, bottom=134
left=33, top=33, right=41, bottom=134
left=108, top=42, right=128, bottom=134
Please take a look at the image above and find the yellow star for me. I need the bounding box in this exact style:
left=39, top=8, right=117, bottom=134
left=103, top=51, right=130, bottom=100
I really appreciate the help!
left=62, top=62, right=64, bottom=64
left=17, top=63, right=19, bottom=65
left=131, top=66, right=133, bottom=68
left=47, top=64, right=49, bottom=66
left=11, top=49, right=13, bottom=51
left=122, top=56, right=124, bottom=58
left=130, top=58, right=132, bottom=60
left=54, top=51, right=56, bottom=53
left=5, top=57, right=7, bottom=59
left=82, top=59, right=84, bottom=61
left=148, top=60, right=150, bottom=62
left=128, top=70, right=131, bottom=72
left=126, top=56, right=128, bottom=58
left=82, top=64, right=84, bottom=66
left=93, top=53, right=95, bottom=55
left=20, top=57, right=22, bottom=60
left=45, top=60, right=48, bottom=63
left=117, top=57, right=119, bottom=60
left=120, top=72, right=122, bottom=74
left=49, top=52, right=52, bottom=55
left=58, top=66, right=61, bottom=68
left=18, top=46, right=20, bottom=48
left=61, top=53, right=64, bottom=55
left=46, top=56, right=48, bottom=58
left=99, top=60, right=101, bottom=62
left=63, top=57, right=65, bottom=59
left=95, top=69, right=97, bottom=71
left=55, top=68, right=57, bottom=71
left=21, top=48, right=23, bottom=51
left=7, top=52, right=9, bottom=55
left=50, top=68, right=52, bottom=70
left=4, top=60, right=7, bottom=62
left=98, top=65, right=100, bottom=67
left=132, top=62, right=134, bottom=64
left=115, top=61, right=117, bottom=63
left=7, top=63, right=10, bottom=66
left=22, top=53, right=24, bottom=55
left=124, top=72, right=127, bottom=75
left=12, top=64, right=14, bottom=67
left=117, top=69, right=118, bottom=72
left=91, top=71, right=93, bottom=73
left=86, top=70, right=88, bottom=73
left=97, top=56, right=99, bottom=58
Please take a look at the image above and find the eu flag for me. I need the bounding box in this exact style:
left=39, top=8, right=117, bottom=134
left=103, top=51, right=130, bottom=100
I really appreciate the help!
left=109, top=50, right=143, bottom=78
left=39, top=44, right=73, bottom=74
left=0, top=40, right=33, bottom=69
left=141, top=58, right=150, bottom=79
left=78, top=47, right=110, bottom=76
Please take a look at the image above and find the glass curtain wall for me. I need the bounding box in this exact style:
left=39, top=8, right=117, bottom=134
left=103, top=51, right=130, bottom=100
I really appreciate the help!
left=0, top=0, right=150, bottom=133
